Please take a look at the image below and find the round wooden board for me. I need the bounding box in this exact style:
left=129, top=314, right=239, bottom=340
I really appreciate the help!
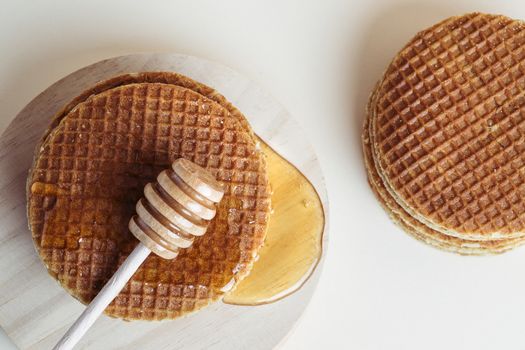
left=0, top=54, right=328, bottom=350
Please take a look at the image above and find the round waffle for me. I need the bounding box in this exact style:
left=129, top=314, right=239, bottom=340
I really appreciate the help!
left=365, top=13, right=525, bottom=252
left=27, top=72, right=271, bottom=320
left=364, top=86, right=525, bottom=254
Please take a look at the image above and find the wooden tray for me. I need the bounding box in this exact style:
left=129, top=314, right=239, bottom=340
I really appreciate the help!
left=0, top=54, right=328, bottom=349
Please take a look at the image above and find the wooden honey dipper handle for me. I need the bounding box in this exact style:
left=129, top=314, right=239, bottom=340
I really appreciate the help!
left=54, top=159, right=224, bottom=350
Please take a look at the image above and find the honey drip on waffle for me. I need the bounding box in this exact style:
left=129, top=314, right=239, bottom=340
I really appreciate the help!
left=31, top=139, right=324, bottom=306
left=223, top=139, right=324, bottom=305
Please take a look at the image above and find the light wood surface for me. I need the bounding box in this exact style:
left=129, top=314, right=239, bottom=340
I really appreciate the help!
left=0, top=54, right=328, bottom=349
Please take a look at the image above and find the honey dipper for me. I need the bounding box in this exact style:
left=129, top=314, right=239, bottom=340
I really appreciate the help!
left=54, top=158, right=224, bottom=350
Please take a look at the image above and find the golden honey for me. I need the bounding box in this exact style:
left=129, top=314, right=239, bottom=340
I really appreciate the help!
left=223, top=139, right=325, bottom=305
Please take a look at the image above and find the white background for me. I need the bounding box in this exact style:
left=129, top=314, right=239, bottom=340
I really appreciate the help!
left=3, top=1, right=525, bottom=349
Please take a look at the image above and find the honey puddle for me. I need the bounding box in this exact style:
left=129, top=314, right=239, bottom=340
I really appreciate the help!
left=223, top=139, right=325, bottom=305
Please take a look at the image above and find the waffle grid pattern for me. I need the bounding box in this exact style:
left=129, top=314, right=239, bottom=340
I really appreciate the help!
left=28, top=82, right=270, bottom=320
left=372, top=13, right=525, bottom=238
left=364, top=86, right=525, bottom=254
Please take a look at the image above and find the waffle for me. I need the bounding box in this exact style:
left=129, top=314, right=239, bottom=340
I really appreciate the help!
left=364, top=86, right=525, bottom=254
left=27, top=72, right=271, bottom=320
left=364, top=13, right=525, bottom=253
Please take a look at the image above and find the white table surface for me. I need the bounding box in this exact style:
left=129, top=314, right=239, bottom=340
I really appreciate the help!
left=3, top=1, right=525, bottom=349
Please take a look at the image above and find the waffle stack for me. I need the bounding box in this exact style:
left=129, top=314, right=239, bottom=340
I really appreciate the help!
left=27, top=72, right=271, bottom=320
left=363, top=13, right=525, bottom=254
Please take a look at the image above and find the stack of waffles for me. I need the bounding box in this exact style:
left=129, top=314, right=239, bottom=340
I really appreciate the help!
left=27, top=72, right=271, bottom=319
left=363, top=13, right=525, bottom=255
